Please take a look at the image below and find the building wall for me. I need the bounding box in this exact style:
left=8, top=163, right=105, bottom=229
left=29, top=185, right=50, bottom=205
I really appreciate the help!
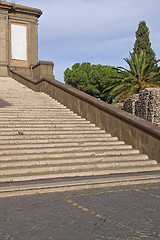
left=0, top=2, right=42, bottom=76
left=9, top=13, right=39, bottom=71
left=0, top=8, right=9, bottom=76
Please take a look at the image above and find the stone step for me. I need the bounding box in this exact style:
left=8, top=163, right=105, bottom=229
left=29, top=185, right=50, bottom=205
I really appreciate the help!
left=0, top=141, right=125, bottom=149
left=0, top=165, right=160, bottom=183
left=0, top=130, right=106, bottom=136
left=0, top=160, right=157, bottom=177
left=0, top=115, right=83, bottom=120
left=0, top=137, right=118, bottom=145
left=0, top=174, right=160, bottom=197
left=0, top=108, right=69, bottom=111
left=0, top=97, right=62, bottom=101
left=0, top=108, right=74, bottom=111
left=0, top=92, right=49, bottom=95
left=0, top=123, right=96, bottom=128
left=0, top=103, right=58, bottom=106
left=0, top=105, right=67, bottom=109
left=0, top=150, right=141, bottom=161
left=0, top=121, right=91, bottom=126
left=1, top=153, right=148, bottom=163
left=0, top=135, right=115, bottom=143
left=0, top=119, right=88, bottom=123
left=1, top=102, right=63, bottom=105
left=0, top=126, right=101, bottom=131
left=0, top=104, right=66, bottom=106
left=0, top=103, right=49, bottom=106
left=0, top=109, right=74, bottom=113
left=0, top=113, right=77, bottom=117
left=0, top=99, right=58, bottom=103
left=0, top=145, right=133, bottom=155
left=0, top=77, right=159, bottom=193
left=0, top=114, right=82, bottom=119
left=0, top=93, right=67, bottom=98
left=0, top=133, right=112, bottom=140
left=0, top=155, right=150, bottom=168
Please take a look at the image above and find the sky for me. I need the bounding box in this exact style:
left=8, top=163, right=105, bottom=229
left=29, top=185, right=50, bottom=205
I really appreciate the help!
left=15, top=0, right=160, bottom=82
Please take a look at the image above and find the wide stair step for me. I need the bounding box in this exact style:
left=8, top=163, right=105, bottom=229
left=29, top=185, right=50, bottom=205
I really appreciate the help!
left=0, top=77, right=159, bottom=197
left=0, top=173, right=160, bottom=198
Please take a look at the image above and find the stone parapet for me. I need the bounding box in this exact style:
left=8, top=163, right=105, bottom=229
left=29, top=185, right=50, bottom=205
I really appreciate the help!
left=9, top=69, right=160, bottom=162
left=31, top=61, right=55, bottom=80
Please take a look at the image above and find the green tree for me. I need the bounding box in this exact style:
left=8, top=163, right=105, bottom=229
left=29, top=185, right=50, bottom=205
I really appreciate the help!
left=133, top=21, right=157, bottom=65
left=64, top=62, right=119, bottom=103
left=104, top=51, right=160, bottom=103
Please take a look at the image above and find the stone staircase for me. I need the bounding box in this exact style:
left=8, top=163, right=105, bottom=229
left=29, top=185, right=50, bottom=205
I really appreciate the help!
left=0, top=77, right=160, bottom=197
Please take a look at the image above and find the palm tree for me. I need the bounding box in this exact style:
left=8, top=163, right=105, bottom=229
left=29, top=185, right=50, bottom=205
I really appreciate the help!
left=104, top=50, right=160, bottom=103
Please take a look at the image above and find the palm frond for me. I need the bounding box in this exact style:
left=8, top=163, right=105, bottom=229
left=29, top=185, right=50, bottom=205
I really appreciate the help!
left=109, top=50, right=160, bottom=103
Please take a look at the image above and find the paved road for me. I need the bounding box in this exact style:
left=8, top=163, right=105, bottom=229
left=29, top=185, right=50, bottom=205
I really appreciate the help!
left=0, top=183, right=159, bottom=240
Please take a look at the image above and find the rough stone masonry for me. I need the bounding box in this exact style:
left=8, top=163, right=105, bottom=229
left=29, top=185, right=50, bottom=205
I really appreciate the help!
left=115, top=88, right=160, bottom=127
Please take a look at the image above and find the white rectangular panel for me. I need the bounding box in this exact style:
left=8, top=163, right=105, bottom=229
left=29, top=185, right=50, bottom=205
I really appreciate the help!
left=11, top=24, right=27, bottom=61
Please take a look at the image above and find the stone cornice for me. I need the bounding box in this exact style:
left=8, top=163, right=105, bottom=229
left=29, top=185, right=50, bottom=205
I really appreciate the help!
left=0, top=1, right=42, bottom=18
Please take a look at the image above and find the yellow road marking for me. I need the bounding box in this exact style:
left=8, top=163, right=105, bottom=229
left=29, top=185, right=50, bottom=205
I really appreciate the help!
left=73, top=203, right=78, bottom=206
left=78, top=205, right=83, bottom=209
left=65, top=185, right=160, bottom=199
left=136, top=190, right=160, bottom=198
left=82, top=207, right=89, bottom=212
left=66, top=199, right=72, bottom=203
left=64, top=185, right=160, bottom=238
left=64, top=197, right=148, bottom=238
left=95, top=214, right=102, bottom=218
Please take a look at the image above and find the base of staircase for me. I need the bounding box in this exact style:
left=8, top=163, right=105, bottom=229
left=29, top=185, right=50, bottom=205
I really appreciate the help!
left=0, top=172, right=160, bottom=198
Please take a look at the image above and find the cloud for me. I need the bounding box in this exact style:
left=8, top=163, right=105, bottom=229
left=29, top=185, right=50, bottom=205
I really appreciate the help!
left=16, top=0, right=160, bottom=81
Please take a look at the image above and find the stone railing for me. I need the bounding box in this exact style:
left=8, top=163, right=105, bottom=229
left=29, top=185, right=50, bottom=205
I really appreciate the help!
left=9, top=69, right=160, bottom=162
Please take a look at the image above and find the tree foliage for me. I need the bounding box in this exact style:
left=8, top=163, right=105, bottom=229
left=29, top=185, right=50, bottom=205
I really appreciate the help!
left=104, top=51, right=160, bottom=103
left=64, top=21, right=159, bottom=104
left=133, top=21, right=157, bottom=65
left=64, top=62, right=119, bottom=103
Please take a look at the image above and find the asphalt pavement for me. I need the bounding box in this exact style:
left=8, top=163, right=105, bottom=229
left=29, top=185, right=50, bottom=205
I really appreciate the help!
left=0, top=183, right=159, bottom=240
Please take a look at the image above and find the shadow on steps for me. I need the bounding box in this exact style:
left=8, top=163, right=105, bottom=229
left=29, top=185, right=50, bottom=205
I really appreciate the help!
left=0, top=98, right=12, bottom=108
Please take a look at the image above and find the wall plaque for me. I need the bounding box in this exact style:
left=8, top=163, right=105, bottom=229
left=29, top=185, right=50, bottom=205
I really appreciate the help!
left=11, top=24, right=27, bottom=61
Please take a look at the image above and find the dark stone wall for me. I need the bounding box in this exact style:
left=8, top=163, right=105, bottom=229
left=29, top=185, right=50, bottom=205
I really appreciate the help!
left=116, top=89, right=160, bottom=127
